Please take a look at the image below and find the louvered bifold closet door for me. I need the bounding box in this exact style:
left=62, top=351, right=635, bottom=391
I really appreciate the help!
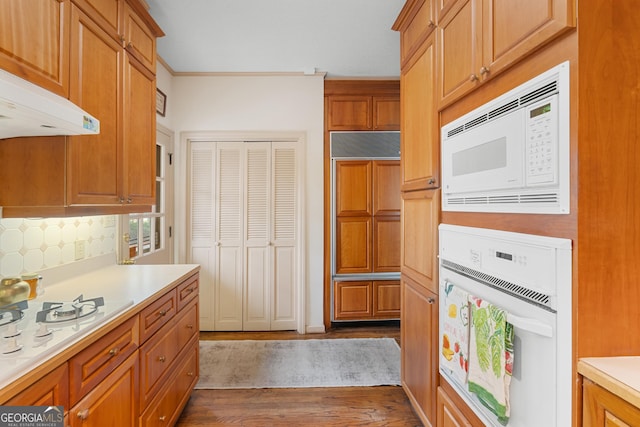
left=244, top=142, right=271, bottom=330
left=189, top=141, right=216, bottom=330
left=270, top=142, right=298, bottom=330
left=214, top=143, right=245, bottom=331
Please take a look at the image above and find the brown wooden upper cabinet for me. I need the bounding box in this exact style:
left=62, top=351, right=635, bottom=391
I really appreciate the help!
left=0, top=0, right=70, bottom=97
left=0, top=0, right=163, bottom=218
left=437, top=0, right=576, bottom=107
left=325, top=81, right=400, bottom=131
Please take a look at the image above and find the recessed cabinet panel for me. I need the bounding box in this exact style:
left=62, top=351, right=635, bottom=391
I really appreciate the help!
left=336, top=217, right=372, bottom=274
left=327, top=96, right=372, bottom=130
left=401, top=189, right=440, bottom=294
left=373, top=217, right=401, bottom=272
left=373, top=280, right=401, bottom=317
left=373, top=161, right=401, bottom=215
left=401, top=33, right=438, bottom=191
left=373, top=97, right=401, bottom=130
left=333, top=281, right=372, bottom=319
left=0, top=0, right=69, bottom=96
left=336, top=161, right=372, bottom=216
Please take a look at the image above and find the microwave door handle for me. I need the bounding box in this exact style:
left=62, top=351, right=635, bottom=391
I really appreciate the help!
left=506, top=313, right=553, bottom=338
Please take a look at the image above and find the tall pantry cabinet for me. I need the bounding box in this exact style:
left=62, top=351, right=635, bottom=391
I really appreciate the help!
left=324, top=80, right=402, bottom=325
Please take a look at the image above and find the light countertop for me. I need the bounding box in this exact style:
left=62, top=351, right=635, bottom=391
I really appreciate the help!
left=578, top=356, right=640, bottom=409
left=0, top=263, right=200, bottom=398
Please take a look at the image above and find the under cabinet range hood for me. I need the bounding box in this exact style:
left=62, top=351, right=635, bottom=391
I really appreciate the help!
left=0, top=68, right=100, bottom=139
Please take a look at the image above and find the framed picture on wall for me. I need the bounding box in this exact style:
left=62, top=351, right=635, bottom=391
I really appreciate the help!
left=156, top=89, right=167, bottom=117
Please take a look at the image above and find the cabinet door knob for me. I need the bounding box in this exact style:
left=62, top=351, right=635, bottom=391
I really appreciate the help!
left=158, top=355, right=166, bottom=362
left=77, top=409, right=89, bottom=420
left=479, top=66, right=490, bottom=76
left=469, top=74, right=479, bottom=82
left=428, top=178, right=435, bottom=185
left=428, top=20, right=435, bottom=28
left=186, top=324, right=194, bottom=329
left=427, top=297, right=435, bottom=304
left=187, top=371, right=194, bottom=377
left=108, top=347, right=120, bottom=356
left=159, top=309, right=167, bottom=316
left=159, top=415, right=166, bottom=422
left=127, top=42, right=133, bottom=49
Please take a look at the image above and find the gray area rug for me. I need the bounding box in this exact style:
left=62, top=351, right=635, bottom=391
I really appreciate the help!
left=196, top=338, right=401, bottom=389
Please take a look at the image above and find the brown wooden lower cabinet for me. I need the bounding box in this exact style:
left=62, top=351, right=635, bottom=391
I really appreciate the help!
left=333, top=280, right=400, bottom=320
left=583, top=378, right=640, bottom=427
left=401, top=274, right=438, bottom=426
left=437, top=386, right=473, bottom=427
left=3, top=363, right=69, bottom=409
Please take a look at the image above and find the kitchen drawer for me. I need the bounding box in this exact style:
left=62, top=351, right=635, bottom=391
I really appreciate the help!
left=140, top=337, right=198, bottom=427
left=176, top=301, right=198, bottom=350
left=140, top=289, right=176, bottom=342
left=69, top=316, right=139, bottom=405
left=139, top=319, right=179, bottom=409
left=177, top=273, right=199, bottom=312
left=3, top=363, right=69, bottom=408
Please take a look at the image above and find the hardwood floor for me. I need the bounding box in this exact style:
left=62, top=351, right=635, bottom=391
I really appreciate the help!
left=176, top=322, right=424, bottom=427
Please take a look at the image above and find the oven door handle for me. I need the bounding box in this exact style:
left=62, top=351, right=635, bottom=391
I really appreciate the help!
left=506, top=313, right=553, bottom=337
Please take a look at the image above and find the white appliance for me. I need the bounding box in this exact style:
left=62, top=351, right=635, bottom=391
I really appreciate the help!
left=438, top=224, right=572, bottom=426
left=441, top=62, right=569, bottom=214
left=0, top=68, right=100, bottom=139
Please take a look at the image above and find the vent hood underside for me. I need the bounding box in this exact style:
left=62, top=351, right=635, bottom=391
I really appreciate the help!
left=0, top=69, right=100, bottom=139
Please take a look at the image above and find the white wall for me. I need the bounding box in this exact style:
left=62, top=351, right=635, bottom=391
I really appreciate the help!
left=166, top=67, right=325, bottom=332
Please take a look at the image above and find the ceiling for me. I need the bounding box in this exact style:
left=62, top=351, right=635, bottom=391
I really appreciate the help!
left=146, top=0, right=405, bottom=78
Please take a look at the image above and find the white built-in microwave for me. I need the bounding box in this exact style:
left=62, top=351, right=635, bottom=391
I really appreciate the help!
left=441, top=61, right=570, bottom=214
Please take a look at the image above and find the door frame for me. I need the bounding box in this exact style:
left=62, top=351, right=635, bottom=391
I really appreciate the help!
left=177, top=130, right=307, bottom=334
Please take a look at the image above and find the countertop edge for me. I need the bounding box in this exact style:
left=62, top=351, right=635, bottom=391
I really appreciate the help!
left=578, top=357, right=640, bottom=410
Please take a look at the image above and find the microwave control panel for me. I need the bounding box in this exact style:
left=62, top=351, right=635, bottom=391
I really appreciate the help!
left=525, top=95, right=558, bottom=185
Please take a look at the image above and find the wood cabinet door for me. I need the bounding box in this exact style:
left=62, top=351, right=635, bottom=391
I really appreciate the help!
left=72, top=0, right=120, bottom=39
left=483, top=0, right=575, bottom=79
left=436, top=0, right=483, bottom=107
left=373, top=280, right=400, bottom=318
left=401, top=189, right=440, bottom=294
left=372, top=97, right=401, bottom=130
left=3, top=364, right=69, bottom=408
left=333, top=281, right=372, bottom=320
left=401, top=275, right=438, bottom=426
left=373, top=217, right=401, bottom=272
left=373, top=161, right=401, bottom=215
left=401, top=33, right=439, bottom=191
left=437, top=387, right=473, bottom=427
left=68, top=4, right=123, bottom=206
left=69, top=352, right=138, bottom=427
left=327, top=95, right=372, bottom=130
left=123, top=2, right=156, bottom=72
left=0, top=0, right=69, bottom=96
left=583, top=378, right=640, bottom=427
left=123, top=53, right=156, bottom=206
left=336, top=161, right=372, bottom=216
left=335, top=216, right=372, bottom=274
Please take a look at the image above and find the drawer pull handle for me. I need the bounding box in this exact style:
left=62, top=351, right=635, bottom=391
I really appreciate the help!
left=159, top=415, right=166, bottom=422
left=108, top=347, right=120, bottom=356
left=186, top=287, right=195, bottom=293
left=158, top=355, right=166, bottom=362
left=186, top=324, right=194, bottom=329
left=159, top=309, right=167, bottom=316
left=77, top=409, right=89, bottom=420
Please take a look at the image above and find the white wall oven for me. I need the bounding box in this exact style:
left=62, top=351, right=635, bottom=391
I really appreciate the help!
left=438, top=225, right=572, bottom=426
left=441, top=62, right=570, bottom=214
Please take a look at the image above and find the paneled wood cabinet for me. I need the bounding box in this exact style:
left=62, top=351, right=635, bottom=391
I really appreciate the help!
left=401, top=274, right=439, bottom=426
left=399, top=31, right=438, bottom=191
left=0, top=0, right=70, bottom=96
left=582, top=378, right=640, bottom=427
left=326, top=95, right=400, bottom=131
left=436, top=0, right=575, bottom=107
left=401, top=189, right=440, bottom=294
left=333, top=280, right=400, bottom=320
left=0, top=0, right=163, bottom=218
left=2, top=364, right=69, bottom=409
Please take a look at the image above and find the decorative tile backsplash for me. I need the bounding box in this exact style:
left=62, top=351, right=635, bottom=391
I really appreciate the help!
left=0, top=216, right=117, bottom=277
